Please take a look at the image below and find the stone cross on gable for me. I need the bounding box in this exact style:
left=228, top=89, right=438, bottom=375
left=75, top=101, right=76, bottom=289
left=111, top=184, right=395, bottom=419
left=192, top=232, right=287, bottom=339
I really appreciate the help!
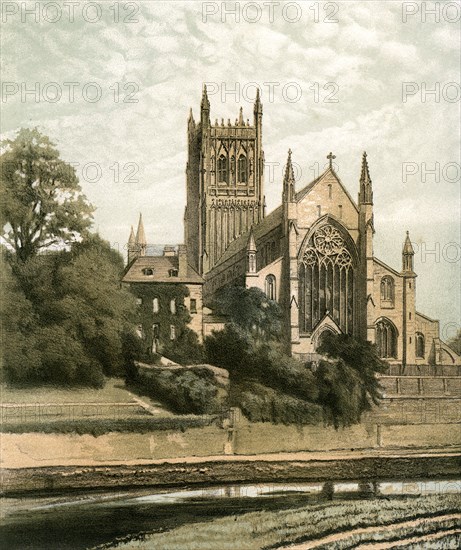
left=327, top=152, right=336, bottom=168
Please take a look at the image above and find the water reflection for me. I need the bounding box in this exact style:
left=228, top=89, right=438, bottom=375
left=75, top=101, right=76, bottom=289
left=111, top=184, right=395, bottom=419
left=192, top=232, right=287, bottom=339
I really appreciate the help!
left=1, top=479, right=460, bottom=550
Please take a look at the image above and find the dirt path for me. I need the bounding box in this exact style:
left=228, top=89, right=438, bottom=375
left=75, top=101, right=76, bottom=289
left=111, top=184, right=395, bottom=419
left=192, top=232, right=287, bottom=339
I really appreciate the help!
left=356, top=527, right=461, bottom=548
left=277, top=513, right=461, bottom=549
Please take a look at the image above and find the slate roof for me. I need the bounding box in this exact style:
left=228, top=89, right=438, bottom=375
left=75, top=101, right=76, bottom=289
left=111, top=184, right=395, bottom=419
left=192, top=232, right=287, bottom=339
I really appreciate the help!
left=122, top=256, right=203, bottom=284
left=213, top=205, right=283, bottom=267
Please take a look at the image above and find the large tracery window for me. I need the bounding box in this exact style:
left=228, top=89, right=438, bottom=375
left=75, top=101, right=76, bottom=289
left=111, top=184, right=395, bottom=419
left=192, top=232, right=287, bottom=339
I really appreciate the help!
left=376, top=319, right=397, bottom=358
left=299, top=224, right=355, bottom=335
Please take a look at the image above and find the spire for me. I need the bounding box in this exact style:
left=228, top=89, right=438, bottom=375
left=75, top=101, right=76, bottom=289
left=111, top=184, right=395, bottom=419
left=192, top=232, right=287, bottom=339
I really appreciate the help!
left=188, top=107, right=195, bottom=124
left=135, top=213, right=147, bottom=256
left=402, top=230, right=415, bottom=273
left=403, top=230, right=415, bottom=255
left=238, top=106, right=244, bottom=125
left=254, top=87, right=262, bottom=115
left=359, top=151, right=373, bottom=205
left=128, top=225, right=135, bottom=245
left=247, top=225, right=257, bottom=252
left=283, top=149, right=296, bottom=202
left=201, top=84, right=210, bottom=111
left=127, top=225, right=137, bottom=265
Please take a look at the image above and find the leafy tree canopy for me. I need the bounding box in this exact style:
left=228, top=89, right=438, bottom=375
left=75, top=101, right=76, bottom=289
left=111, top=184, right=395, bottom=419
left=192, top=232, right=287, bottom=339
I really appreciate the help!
left=0, top=128, right=93, bottom=261
left=2, top=235, right=140, bottom=387
left=447, top=329, right=461, bottom=356
left=211, top=285, right=282, bottom=341
left=315, top=332, right=388, bottom=428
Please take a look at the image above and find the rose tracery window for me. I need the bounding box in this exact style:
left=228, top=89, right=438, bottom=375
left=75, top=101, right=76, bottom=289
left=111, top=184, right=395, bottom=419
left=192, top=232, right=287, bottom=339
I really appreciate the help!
left=314, top=225, right=344, bottom=256
left=299, top=224, right=355, bottom=335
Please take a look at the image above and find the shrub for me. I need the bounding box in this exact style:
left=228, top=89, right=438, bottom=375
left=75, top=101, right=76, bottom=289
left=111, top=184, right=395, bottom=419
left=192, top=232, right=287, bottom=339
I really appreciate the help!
left=232, top=381, right=323, bottom=425
left=136, top=366, right=223, bottom=415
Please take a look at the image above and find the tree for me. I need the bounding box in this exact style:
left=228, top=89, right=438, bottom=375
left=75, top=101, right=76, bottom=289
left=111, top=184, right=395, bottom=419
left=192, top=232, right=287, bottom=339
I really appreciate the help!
left=3, top=235, right=140, bottom=387
left=0, top=128, right=93, bottom=262
left=0, top=247, right=41, bottom=383
left=315, top=332, right=388, bottom=428
left=448, top=329, right=461, bottom=355
left=212, top=286, right=282, bottom=341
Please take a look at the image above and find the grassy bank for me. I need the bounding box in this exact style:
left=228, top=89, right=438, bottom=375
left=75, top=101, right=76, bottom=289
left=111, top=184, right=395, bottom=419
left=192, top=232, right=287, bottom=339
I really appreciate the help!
left=112, top=494, right=461, bottom=550
left=1, top=378, right=221, bottom=435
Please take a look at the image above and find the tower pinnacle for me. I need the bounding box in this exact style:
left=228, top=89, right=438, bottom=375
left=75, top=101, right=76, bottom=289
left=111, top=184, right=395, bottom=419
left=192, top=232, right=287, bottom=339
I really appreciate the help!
left=402, top=230, right=415, bottom=273
left=359, top=151, right=373, bottom=205
left=283, top=149, right=296, bottom=202
left=201, top=84, right=210, bottom=110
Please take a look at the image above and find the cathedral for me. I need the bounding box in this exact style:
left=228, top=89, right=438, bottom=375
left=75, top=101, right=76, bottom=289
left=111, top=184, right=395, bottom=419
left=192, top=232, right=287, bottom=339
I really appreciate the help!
left=123, top=86, right=460, bottom=367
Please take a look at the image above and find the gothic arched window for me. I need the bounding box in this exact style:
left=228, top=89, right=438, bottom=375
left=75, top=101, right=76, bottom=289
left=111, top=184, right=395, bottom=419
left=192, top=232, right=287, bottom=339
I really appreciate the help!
left=218, top=155, right=228, bottom=183
left=380, top=276, right=394, bottom=306
left=238, top=155, right=247, bottom=183
left=265, top=274, right=276, bottom=301
left=299, top=224, right=356, bottom=335
left=376, top=318, right=397, bottom=358
left=416, top=332, right=425, bottom=358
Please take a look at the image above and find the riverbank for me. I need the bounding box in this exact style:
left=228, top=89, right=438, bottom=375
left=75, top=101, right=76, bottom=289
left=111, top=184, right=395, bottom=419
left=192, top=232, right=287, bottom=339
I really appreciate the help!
left=2, top=447, right=460, bottom=496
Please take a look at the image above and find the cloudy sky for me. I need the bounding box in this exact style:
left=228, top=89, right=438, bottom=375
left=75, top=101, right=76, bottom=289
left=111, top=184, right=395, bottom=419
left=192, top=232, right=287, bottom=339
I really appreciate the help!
left=2, top=0, right=460, bottom=334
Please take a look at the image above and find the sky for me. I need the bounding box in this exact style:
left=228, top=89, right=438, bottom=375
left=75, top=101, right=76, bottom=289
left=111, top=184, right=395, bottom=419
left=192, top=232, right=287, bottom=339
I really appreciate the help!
left=1, top=0, right=460, bottom=336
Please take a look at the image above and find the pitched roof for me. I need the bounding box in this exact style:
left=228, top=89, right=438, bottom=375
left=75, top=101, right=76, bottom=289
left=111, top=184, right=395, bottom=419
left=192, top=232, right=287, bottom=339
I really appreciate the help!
left=122, top=255, right=203, bottom=284
left=296, top=167, right=359, bottom=213
left=213, top=205, right=283, bottom=267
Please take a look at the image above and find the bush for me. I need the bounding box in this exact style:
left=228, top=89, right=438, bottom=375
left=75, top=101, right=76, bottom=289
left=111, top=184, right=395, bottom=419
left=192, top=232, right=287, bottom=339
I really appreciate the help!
left=162, top=328, right=205, bottom=365
left=315, top=332, right=388, bottom=428
left=232, top=381, right=323, bottom=425
left=136, top=366, right=223, bottom=415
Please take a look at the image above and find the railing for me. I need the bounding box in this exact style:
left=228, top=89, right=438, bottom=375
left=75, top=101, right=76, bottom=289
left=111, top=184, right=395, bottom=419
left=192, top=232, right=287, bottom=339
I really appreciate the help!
left=386, top=364, right=461, bottom=377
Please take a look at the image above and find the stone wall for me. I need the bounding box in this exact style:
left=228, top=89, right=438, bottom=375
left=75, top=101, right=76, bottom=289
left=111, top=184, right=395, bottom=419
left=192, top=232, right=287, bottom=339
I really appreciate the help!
left=2, top=397, right=460, bottom=469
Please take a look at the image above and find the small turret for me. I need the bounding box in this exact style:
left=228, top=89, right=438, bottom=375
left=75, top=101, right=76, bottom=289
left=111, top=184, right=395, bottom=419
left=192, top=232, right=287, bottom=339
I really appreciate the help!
left=135, top=213, right=147, bottom=257
left=246, top=226, right=257, bottom=275
left=402, top=231, right=415, bottom=273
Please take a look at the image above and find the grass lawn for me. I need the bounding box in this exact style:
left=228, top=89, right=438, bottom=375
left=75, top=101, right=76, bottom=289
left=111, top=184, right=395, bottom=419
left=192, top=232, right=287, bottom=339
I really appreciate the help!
left=1, top=378, right=217, bottom=434
left=112, top=494, right=461, bottom=550
left=1, top=378, right=136, bottom=404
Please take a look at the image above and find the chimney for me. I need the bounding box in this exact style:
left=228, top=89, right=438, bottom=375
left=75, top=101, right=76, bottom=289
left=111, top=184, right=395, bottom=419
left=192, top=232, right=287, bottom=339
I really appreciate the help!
left=178, top=244, right=187, bottom=277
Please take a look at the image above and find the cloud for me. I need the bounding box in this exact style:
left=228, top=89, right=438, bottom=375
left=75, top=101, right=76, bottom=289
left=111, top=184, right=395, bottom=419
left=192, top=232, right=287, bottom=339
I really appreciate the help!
left=1, top=0, right=459, bottom=328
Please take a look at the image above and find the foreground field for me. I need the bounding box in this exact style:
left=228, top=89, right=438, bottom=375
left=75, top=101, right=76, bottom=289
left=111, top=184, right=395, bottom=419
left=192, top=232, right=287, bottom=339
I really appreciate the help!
left=113, top=494, right=461, bottom=550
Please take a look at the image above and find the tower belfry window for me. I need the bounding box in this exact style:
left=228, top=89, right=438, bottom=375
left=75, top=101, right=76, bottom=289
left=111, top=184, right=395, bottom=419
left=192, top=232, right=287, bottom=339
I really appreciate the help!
left=238, top=155, right=247, bottom=183
left=218, top=155, right=228, bottom=183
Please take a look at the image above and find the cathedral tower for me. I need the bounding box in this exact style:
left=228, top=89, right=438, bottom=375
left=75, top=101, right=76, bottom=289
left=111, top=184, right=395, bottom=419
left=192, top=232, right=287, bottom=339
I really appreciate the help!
left=185, top=86, right=265, bottom=275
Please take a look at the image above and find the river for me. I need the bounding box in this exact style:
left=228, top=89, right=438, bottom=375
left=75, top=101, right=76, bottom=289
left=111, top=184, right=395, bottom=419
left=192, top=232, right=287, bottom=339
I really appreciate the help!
left=1, top=479, right=460, bottom=549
